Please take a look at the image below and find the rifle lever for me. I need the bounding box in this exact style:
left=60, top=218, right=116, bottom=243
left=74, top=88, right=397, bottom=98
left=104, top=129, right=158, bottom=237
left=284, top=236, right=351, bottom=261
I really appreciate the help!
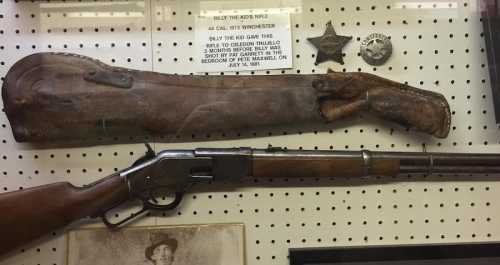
left=101, top=206, right=148, bottom=229
left=100, top=191, right=184, bottom=229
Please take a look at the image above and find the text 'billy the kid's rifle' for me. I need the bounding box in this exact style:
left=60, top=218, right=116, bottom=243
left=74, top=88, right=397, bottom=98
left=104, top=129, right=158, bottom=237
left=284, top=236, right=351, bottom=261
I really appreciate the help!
left=1, top=145, right=500, bottom=256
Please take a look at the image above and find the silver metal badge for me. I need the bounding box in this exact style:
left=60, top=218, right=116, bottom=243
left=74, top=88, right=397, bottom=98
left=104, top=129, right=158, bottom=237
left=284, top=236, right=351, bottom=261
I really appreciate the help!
left=360, top=33, right=393, bottom=66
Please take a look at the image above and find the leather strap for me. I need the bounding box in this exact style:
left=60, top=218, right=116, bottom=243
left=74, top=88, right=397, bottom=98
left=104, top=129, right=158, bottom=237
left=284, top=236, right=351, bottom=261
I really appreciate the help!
left=83, top=70, right=133, bottom=89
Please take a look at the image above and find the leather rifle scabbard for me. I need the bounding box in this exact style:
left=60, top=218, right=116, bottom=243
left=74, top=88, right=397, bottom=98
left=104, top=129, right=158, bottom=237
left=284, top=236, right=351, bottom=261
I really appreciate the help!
left=2, top=53, right=451, bottom=143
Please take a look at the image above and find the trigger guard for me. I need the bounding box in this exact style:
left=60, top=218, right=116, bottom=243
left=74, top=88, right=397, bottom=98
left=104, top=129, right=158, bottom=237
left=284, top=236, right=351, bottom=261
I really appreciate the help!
left=142, top=192, right=184, bottom=211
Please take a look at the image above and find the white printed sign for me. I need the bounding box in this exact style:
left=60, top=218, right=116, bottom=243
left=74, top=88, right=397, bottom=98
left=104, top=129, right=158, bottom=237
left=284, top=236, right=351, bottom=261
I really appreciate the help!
left=195, top=11, right=292, bottom=72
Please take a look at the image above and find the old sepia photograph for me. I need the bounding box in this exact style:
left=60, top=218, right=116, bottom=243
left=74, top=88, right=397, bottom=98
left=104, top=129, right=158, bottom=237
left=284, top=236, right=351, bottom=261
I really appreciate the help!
left=67, top=223, right=245, bottom=265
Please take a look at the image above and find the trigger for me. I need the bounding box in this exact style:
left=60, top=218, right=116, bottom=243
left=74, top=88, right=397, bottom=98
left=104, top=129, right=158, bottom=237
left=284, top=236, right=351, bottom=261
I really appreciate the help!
left=148, top=189, right=159, bottom=204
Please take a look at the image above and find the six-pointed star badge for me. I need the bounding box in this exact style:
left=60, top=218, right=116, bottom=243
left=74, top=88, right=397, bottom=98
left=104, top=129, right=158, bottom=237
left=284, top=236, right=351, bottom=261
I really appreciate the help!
left=307, top=21, right=352, bottom=65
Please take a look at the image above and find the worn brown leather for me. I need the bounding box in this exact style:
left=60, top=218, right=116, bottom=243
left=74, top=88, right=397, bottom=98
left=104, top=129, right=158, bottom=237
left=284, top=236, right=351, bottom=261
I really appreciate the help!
left=2, top=53, right=450, bottom=143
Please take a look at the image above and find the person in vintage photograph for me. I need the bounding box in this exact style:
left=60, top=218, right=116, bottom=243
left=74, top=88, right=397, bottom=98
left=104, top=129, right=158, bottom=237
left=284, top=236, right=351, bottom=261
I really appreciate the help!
left=145, top=233, right=178, bottom=265
left=68, top=224, right=244, bottom=265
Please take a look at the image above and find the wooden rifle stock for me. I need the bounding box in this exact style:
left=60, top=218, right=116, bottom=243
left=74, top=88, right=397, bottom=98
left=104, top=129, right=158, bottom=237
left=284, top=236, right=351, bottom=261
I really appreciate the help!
left=0, top=173, right=129, bottom=256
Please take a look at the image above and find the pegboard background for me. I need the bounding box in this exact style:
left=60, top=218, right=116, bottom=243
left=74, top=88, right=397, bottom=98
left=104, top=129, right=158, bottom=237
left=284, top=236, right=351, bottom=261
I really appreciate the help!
left=1, top=0, right=500, bottom=264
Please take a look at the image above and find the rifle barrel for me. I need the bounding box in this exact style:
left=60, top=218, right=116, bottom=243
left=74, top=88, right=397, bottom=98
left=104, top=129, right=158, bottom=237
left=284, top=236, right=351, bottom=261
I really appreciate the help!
left=392, top=152, right=500, bottom=174
left=250, top=149, right=500, bottom=178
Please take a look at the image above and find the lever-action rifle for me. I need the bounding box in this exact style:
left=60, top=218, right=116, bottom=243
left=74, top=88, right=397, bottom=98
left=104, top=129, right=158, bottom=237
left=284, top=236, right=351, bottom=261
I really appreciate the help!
left=1, top=145, right=500, bottom=256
